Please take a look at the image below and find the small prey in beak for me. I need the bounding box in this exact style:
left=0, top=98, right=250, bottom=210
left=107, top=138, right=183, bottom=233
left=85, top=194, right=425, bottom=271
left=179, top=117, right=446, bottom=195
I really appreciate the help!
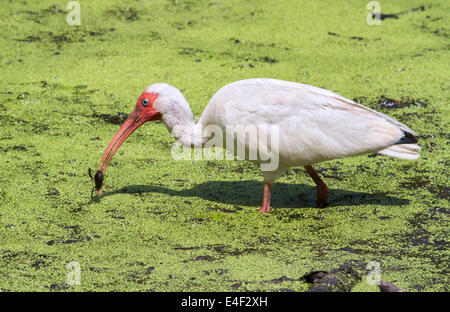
left=89, top=167, right=104, bottom=198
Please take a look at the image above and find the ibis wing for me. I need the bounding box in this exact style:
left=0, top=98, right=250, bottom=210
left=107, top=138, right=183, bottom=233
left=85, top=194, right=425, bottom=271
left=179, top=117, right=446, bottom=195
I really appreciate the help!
left=205, top=79, right=418, bottom=165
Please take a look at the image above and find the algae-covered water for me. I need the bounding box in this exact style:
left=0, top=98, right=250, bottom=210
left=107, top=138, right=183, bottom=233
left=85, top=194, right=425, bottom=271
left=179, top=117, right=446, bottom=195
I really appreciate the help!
left=0, top=0, right=448, bottom=292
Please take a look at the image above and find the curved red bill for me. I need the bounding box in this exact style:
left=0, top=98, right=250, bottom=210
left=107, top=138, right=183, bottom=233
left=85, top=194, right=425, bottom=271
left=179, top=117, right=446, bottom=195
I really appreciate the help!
left=94, top=92, right=160, bottom=195
left=95, top=111, right=145, bottom=194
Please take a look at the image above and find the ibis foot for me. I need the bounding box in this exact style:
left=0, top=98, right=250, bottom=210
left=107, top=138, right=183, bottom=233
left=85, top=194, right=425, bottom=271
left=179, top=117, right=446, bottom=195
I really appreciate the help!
left=315, top=199, right=329, bottom=208
left=305, top=165, right=329, bottom=208
left=316, top=181, right=329, bottom=207
left=259, top=182, right=271, bottom=213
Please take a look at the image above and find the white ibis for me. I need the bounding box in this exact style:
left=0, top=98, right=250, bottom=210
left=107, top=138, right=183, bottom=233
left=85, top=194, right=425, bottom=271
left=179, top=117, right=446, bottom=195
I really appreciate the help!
left=93, top=78, right=419, bottom=212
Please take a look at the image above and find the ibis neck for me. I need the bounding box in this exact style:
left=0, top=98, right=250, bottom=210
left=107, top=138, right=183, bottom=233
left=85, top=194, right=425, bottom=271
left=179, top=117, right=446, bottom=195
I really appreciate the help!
left=170, top=118, right=207, bottom=148
left=161, top=109, right=207, bottom=148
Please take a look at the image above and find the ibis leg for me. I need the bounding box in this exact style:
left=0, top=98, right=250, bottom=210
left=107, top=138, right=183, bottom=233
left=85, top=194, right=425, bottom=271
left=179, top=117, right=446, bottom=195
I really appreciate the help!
left=259, top=182, right=271, bottom=213
left=304, top=165, right=328, bottom=207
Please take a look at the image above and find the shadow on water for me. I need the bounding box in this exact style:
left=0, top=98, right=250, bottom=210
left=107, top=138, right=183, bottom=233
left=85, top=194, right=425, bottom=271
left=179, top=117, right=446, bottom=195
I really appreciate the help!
left=99, top=180, right=409, bottom=208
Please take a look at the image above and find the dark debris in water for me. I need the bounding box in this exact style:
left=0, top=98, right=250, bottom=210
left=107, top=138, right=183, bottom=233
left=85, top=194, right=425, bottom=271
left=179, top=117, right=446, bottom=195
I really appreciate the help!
left=377, top=13, right=399, bottom=20
left=231, top=282, right=242, bottom=290
left=258, top=265, right=366, bottom=291
left=178, top=46, right=279, bottom=66
left=377, top=95, right=428, bottom=109
left=178, top=47, right=205, bottom=56
left=428, top=186, right=449, bottom=200
left=39, top=4, right=68, bottom=15
left=45, top=188, right=60, bottom=196
left=46, top=283, right=70, bottom=291
left=262, top=276, right=301, bottom=284
left=258, top=56, right=278, bottom=64
left=370, top=5, right=425, bottom=21
left=301, top=265, right=360, bottom=292
left=173, top=246, right=201, bottom=251
left=315, top=166, right=345, bottom=181
left=14, top=36, right=41, bottom=43
left=399, top=177, right=429, bottom=190
left=21, top=4, right=67, bottom=24
left=15, top=28, right=114, bottom=49
left=0, top=145, right=28, bottom=152
left=327, top=32, right=384, bottom=42
left=209, top=244, right=258, bottom=257
left=228, top=38, right=288, bottom=51
left=192, top=255, right=216, bottom=262
left=378, top=281, right=405, bottom=292
left=92, top=112, right=129, bottom=125
left=104, top=7, right=141, bottom=21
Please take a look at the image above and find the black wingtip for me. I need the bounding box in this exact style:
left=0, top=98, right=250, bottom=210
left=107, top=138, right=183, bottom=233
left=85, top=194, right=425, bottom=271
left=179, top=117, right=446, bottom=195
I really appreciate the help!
left=395, top=131, right=418, bottom=145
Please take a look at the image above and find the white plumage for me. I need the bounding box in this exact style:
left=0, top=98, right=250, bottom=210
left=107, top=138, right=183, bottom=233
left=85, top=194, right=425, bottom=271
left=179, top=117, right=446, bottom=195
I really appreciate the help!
left=97, top=78, right=420, bottom=212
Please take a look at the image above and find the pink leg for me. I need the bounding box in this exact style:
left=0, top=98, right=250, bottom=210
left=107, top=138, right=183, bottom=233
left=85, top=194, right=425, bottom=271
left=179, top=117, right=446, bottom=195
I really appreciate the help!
left=304, top=165, right=328, bottom=207
left=259, top=182, right=271, bottom=213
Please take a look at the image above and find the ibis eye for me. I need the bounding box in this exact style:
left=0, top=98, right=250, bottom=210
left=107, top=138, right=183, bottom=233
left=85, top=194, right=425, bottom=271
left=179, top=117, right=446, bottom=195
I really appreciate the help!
left=142, top=99, right=149, bottom=106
